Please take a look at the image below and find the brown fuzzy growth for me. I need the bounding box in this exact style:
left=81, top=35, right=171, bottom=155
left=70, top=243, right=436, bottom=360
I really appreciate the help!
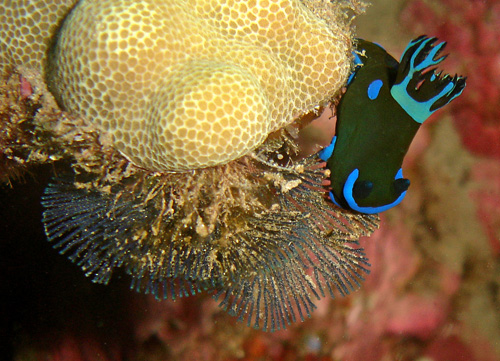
left=0, top=68, right=116, bottom=185
left=42, top=133, right=379, bottom=331
left=0, top=70, right=60, bottom=184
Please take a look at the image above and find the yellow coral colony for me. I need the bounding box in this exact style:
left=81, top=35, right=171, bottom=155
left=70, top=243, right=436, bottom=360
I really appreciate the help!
left=2, top=0, right=351, bottom=171
left=0, top=1, right=77, bottom=72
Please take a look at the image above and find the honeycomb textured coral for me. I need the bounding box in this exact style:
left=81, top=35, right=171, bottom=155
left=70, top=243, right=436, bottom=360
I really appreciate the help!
left=0, top=0, right=78, bottom=72
left=3, top=0, right=352, bottom=172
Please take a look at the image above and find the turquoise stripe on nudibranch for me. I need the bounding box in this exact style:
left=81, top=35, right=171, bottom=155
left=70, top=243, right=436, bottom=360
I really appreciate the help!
left=390, top=36, right=466, bottom=124
left=320, top=35, right=466, bottom=214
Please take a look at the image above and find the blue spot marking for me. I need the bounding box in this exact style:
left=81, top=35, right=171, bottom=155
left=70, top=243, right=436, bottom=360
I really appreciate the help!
left=343, top=168, right=407, bottom=214
left=367, top=79, right=383, bottom=100
left=318, top=136, right=336, bottom=161
left=347, top=52, right=364, bottom=85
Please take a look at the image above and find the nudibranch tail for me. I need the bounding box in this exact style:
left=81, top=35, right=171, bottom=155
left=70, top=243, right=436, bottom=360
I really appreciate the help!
left=340, top=168, right=408, bottom=214
left=391, top=35, right=467, bottom=123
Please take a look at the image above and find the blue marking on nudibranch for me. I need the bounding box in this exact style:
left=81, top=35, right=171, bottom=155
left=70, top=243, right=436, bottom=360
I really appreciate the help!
left=328, top=191, right=343, bottom=208
left=347, top=52, right=364, bottom=85
left=347, top=72, right=355, bottom=85
left=319, top=136, right=336, bottom=161
left=342, top=169, right=407, bottom=214
left=391, top=36, right=466, bottom=123
left=367, top=79, right=383, bottom=100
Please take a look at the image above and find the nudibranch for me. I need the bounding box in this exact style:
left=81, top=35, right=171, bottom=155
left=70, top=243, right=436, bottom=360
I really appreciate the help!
left=0, top=0, right=380, bottom=331
left=319, top=36, right=466, bottom=214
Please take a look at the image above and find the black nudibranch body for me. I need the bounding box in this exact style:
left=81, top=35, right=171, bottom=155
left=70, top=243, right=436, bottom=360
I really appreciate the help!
left=320, top=36, right=466, bottom=214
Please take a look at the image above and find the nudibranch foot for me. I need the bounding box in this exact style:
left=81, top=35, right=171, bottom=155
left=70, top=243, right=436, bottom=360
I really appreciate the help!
left=41, top=141, right=378, bottom=332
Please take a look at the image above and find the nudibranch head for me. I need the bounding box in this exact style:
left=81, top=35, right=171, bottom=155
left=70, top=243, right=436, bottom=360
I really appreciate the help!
left=39, top=0, right=352, bottom=171
left=320, top=36, right=466, bottom=214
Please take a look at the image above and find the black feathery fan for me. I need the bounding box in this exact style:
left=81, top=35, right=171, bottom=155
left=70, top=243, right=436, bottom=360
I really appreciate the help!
left=41, top=154, right=378, bottom=331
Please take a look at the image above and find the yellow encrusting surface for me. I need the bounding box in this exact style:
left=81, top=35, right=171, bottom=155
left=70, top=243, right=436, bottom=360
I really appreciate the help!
left=3, top=0, right=352, bottom=172
left=0, top=0, right=78, bottom=73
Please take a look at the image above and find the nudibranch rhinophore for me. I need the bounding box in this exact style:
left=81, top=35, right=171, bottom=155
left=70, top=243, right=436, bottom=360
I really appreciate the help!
left=319, top=36, right=466, bottom=214
left=1, top=0, right=381, bottom=331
